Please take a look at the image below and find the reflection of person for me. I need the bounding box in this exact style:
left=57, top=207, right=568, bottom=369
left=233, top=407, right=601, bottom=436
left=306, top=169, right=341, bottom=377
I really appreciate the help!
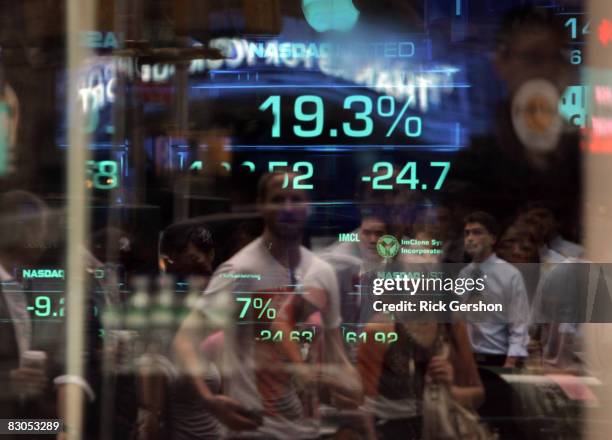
left=412, top=204, right=462, bottom=256
left=496, top=222, right=540, bottom=301
left=357, top=208, right=387, bottom=265
left=517, top=206, right=583, bottom=262
left=139, top=220, right=221, bottom=440
left=516, top=209, right=565, bottom=271
left=449, top=5, right=580, bottom=228
left=0, top=191, right=50, bottom=425
left=153, top=221, right=221, bottom=440
left=322, top=205, right=387, bottom=267
left=0, top=82, right=19, bottom=174
left=174, top=172, right=358, bottom=439
left=494, top=6, right=573, bottom=98
left=400, top=222, right=441, bottom=265
left=357, top=317, right=483, bottom=440
left=167, top=331, right=224, bottom=440
left=320, top=206, right=387, bottom=325
left=160, top=220, right=216, bottom=282
left=460, top=212, right=530, bottom=368
left=530, top=261, right=587, bottom=369
left=0, top=191, right=95, bottom=440
left=496, top=224, right=540, bottom=266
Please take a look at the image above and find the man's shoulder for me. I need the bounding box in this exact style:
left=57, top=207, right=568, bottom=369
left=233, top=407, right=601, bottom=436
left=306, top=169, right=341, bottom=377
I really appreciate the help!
left=458, top=263, right=474, bottom=277
left=490, top=256, right=524, bottom=282
left=490, top=254, right=514, bottom=269
left=317, top=245, right=362, bottom=271
left=301, top=246, right=339, bottom=285
left=324, top=239, right=360, bottom=257
left=221, top=238, right=265, bottom=269
left=302, top=245, right=334, bottom=271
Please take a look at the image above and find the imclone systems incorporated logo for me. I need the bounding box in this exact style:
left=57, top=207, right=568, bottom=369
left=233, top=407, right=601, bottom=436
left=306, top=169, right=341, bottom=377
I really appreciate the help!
left=377, top=235, right=400, bottom=259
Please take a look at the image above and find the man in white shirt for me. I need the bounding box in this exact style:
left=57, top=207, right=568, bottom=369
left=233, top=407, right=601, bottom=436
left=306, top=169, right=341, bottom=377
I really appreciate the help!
left=319, top=206, right=388, bottom=326
left=460, top=211, right=530, bottom=368
left=174, top=172, right=359, bottom=439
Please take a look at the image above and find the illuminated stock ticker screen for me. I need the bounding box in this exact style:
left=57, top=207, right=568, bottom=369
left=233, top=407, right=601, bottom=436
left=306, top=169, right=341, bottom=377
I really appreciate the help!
left=0, top=0, right=605, bottom=439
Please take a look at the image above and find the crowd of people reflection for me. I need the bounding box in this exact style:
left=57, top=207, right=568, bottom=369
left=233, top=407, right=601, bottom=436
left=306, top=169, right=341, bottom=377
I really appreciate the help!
left=0, top=173, right=603, bottom=440
left=0, top=5, right=607, bottom=440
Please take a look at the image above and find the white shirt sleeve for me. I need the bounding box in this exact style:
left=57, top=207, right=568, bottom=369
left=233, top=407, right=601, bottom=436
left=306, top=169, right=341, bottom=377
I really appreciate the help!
left=507, top=272, right=530, bottom=357
left=54, top=375, right=95, bottom=402
left=194, top=263, right=237, bottom=329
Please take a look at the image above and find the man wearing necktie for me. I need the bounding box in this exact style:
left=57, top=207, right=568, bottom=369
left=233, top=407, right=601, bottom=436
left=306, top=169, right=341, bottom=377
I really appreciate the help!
left=459, top=211, right=530, bottom=369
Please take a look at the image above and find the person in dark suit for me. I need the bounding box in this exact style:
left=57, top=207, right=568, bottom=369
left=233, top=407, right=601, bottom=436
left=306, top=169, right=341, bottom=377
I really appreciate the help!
left=0, top=190, right=103, bottom=440
left=0, top=191, right=54, bottom=437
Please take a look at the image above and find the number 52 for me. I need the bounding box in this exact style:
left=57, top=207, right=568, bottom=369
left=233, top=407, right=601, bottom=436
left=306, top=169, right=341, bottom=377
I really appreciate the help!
left=268, top=161, right=314, bottom=190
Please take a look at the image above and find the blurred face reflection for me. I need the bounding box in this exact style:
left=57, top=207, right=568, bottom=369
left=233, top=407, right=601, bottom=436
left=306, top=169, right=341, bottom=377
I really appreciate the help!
left=497, top=228, right=539, bottom=264
left=173, top=242, right=214, bottom=277
left=0, top=193, right=50, bottom=265
left=524, top=208, right=557, bottom=242
left=464, top=222, right=495, bottom=261
left=260, top=174, right=309, bottom=240
left=358, top=217, right=386, bottom=259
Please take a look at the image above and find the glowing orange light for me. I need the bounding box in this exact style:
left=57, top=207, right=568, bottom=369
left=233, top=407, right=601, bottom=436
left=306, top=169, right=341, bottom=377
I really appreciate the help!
left=598, top=19, right=612, bottom=46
